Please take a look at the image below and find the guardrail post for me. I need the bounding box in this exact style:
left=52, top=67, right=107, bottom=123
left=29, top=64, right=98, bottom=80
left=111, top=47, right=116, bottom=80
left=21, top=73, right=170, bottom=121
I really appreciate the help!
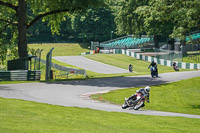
left=45, top=48, right=54, bottom=80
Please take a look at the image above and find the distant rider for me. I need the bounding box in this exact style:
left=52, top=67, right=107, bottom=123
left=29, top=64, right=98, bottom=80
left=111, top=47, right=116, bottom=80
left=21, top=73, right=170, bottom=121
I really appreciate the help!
left=129, top=64, right=133, bottom=72
left=148, top=60, right=158, bottom=72
left=172, top=62, right=179, bottom=71
left=126, top=86, right=150, bottom=106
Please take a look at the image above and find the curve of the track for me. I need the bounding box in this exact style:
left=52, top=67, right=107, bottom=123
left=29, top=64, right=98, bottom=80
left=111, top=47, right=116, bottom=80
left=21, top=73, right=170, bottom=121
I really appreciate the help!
left=53, top=56, right=128, bottom=74
left=0, top=71, right=200, bottom=119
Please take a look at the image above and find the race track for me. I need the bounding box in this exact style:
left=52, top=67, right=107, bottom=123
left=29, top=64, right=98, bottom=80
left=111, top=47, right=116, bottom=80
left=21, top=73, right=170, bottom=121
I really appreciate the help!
left=53, top=56, right=128, bottom=74
left=0, top=70, right=200, bottom=119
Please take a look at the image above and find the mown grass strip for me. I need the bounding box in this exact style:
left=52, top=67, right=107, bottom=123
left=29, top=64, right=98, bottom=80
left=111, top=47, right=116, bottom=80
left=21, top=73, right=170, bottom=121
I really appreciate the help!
left=0, top=97, right=200, bottom=133
left=28, top=43, right=90, bottom=58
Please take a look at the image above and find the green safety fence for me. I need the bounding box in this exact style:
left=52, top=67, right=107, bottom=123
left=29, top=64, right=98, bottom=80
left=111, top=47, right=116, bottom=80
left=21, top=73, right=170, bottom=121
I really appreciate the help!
left=80, top=49, right=200, bottom=69
left=122, top=49, right=200, bottom=69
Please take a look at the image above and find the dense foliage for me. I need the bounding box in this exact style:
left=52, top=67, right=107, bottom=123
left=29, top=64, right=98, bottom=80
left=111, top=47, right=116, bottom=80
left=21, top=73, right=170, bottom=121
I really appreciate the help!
left=28, top=7, right=116, bottom=43
left=0, top=0, right=200, bottom=60
left=0, top=0, right=105, bottom=58
left=115, top=0, right=200, bottom=42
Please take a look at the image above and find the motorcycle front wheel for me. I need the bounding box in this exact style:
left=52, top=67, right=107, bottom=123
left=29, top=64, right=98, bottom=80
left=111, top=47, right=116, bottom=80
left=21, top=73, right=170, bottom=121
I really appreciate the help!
left=151, top=72, right=154, bottom=77
left=122, top=102, right=129, bottom=109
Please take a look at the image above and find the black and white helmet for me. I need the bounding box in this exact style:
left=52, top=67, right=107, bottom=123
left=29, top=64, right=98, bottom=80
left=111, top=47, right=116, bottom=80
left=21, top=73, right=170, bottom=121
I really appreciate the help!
left=144, top=86, right=150, bottom=93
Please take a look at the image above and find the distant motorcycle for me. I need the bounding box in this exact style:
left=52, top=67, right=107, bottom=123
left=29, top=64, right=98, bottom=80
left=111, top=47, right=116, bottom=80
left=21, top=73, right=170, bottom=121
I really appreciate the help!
left=122, top=92, right=147, bottom=110
left=172, top=62, right=179, bottom=71
left=129, top=64, right=133, bottom=72
left=150, top=66, right=158, bottom=77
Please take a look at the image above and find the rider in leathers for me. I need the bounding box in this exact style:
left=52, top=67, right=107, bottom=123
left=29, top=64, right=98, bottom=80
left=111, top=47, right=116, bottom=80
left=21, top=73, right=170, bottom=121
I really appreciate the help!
left=148, top=60, right=158, bottom=72
left=126, top=86, right=150, bottom=106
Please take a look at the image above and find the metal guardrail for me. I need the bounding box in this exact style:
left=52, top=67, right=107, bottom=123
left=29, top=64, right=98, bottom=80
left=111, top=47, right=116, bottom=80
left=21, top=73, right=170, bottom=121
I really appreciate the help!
left=40, top=58, right=87, bottom=77
left=0, top=70, right=41, bottom=81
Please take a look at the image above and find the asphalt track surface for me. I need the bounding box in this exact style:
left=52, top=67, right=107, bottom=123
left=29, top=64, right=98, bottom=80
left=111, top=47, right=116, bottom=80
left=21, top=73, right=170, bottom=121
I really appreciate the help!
left=53, top=56, right=128, bottom=74
left=0, top=71, right=200, bottom=119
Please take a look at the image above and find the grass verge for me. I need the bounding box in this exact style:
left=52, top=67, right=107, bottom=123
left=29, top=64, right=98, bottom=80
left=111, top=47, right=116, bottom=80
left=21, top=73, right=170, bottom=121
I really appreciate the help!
left=28, top=43, right=90, bottom=58
left=0, top=97, right=200, bottom=133
left=91, top=76, right=200, bottom=115
left=0, top=81, right=38, bottom=84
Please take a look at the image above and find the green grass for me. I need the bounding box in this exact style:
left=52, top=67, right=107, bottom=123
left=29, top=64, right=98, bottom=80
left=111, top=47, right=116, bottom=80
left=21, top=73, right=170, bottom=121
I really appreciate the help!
left=0, top=97, right=200, bottom=133
left=0, top=81, right=38, bottom=84
left=181, top=51, right=200, bottom=63
left=91, top=76, right=200, bottom=115
left=28, top=43, right=90, bottom=59
left=182, top=55, right=200, bottom=64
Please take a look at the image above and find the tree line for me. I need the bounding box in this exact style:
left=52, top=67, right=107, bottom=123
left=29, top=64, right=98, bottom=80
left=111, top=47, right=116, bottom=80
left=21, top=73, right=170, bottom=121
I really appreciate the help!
left=0, top=0, right=200, bottom=62
left=28, top=7, right=116, bottom=43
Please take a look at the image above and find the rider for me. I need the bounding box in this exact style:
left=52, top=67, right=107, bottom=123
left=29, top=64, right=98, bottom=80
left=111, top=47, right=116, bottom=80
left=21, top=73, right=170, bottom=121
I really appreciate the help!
left=129, top=64, right=133, bottom=72
left=126, top=86, right=150, bottom=105
left=148, top=60, right=158, bottom=72
left=172, top=62, right=179, bottom=71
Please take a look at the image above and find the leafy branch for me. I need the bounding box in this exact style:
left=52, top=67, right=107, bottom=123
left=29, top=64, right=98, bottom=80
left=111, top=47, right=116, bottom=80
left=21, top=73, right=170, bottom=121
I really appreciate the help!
left=27, top=8, right=82, bottom=29
left=0, top=0, right=17, bottom=11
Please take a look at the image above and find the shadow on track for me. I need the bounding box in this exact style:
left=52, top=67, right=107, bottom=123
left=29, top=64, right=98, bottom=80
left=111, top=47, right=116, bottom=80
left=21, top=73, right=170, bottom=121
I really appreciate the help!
left=0, top=86, right=15, bottom=91
left=44, top=76, right=167, bottom=88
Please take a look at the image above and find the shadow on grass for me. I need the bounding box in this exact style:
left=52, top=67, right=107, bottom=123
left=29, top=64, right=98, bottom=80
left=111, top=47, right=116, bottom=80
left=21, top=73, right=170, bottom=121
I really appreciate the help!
left=79, top=43, right=90, bottom=49
left=190, top=105, right=200, bottom=109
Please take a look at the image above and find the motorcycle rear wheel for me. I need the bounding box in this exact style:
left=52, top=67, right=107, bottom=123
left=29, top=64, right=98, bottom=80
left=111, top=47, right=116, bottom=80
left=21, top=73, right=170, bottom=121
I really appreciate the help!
left=134, top=100, right=144, bottom=110
left=156, top=72, right=158, bottom=77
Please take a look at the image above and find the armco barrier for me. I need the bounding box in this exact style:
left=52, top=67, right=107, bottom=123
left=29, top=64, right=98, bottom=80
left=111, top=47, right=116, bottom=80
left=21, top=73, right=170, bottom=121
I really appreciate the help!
left=40, top=59, right=86, bottom=77
left=0, top=70, right=41, bottom=81
left=122, top=49, right=200, bottom=69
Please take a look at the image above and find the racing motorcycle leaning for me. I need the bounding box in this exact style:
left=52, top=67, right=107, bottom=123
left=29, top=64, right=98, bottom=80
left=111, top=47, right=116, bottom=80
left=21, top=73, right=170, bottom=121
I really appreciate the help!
left=122, top=92, right=148, bottom=110
left=172, top=62, right=179, bottom=71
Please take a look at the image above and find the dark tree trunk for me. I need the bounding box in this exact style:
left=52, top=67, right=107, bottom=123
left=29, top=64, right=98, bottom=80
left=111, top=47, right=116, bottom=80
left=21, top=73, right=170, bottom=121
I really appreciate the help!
left=154, top=35, right=159, bottom=49
left=180, top=39, right=187, bottom=55
left=168, top=38, right=175, bottom=50
left=17, top=0, right=27, bottom=58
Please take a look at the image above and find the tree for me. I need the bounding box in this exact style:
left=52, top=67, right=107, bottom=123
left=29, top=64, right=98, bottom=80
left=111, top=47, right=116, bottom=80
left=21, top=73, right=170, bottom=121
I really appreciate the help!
left=28, top=7, right=115, bottom=43
left=27, top=18, right=75, bottom=43
left=115, top=0, right=174, bottom=48
left=114, top=0, right=148, bottom=35
left=0, top=0, right=105, bottom=58
left=135, top=0, right=175, bottom=49
left=114, top=0, right=200, bottom=50
left=71, top=7, right=116, bottom=42
left=137, top=0, right=200, bottom=51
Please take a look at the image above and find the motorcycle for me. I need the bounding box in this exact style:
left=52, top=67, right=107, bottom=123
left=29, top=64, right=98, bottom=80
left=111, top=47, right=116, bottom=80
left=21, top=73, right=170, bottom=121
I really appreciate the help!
left=129, top=64, right=133, bottom=72
left=129, top=66, right=133, bottom=72
left=122, top=93, right=146, bottom=110
left=172, top=62, right=179, bottom=71
left=150, top=66, right=158, bottom=77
